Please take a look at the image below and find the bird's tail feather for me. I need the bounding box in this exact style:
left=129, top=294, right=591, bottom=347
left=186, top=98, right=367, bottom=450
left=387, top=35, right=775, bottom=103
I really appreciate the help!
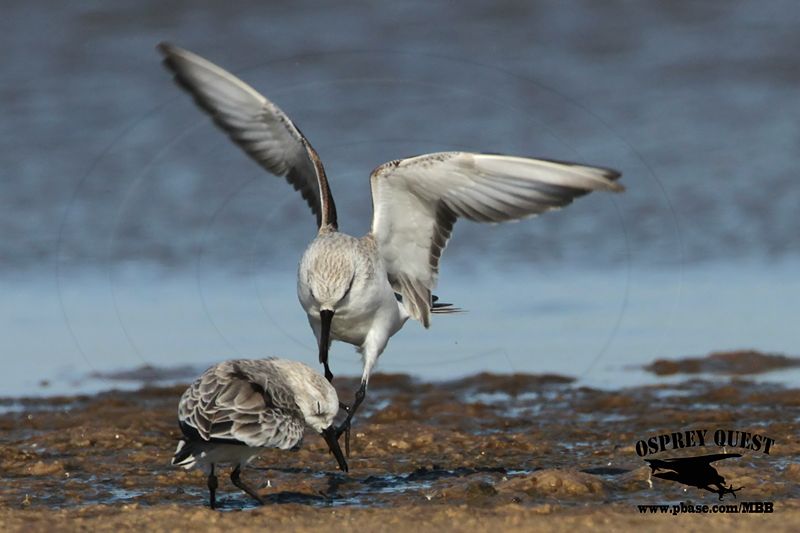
left=171, top=439, right=197, bottom=469
left=431, top=295, right=465, bottom=315
left=396, top=292, right=465, bottom=315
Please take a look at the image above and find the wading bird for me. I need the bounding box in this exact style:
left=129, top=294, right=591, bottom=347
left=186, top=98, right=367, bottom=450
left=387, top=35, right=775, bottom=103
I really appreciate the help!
left=158, top=43, right=623, bottom=447
left=172, top=358, right=347, bottom=509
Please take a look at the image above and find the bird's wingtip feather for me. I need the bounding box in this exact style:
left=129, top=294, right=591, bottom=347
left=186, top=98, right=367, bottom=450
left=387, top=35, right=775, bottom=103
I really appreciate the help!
left=156, top=41, right=176, bottom=55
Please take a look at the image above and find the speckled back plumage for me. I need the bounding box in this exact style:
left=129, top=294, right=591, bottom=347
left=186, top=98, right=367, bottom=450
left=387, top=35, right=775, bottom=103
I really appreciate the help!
left=177, top=358, right=337, bottom=451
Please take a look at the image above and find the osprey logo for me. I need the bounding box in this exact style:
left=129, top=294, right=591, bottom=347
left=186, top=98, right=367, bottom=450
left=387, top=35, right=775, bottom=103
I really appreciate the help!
left=645, top=453, right=742, bottom=500
left=634, top=429, right=776, bottom=501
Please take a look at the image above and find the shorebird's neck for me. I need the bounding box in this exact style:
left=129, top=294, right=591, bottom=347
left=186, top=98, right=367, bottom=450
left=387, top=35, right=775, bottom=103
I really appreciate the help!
left=317, top=224, right=338, bottom=236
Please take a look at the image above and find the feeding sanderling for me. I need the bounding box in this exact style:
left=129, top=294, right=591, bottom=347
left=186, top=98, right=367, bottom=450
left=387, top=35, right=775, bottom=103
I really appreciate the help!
left=158, top=43, right=623, bottom=444
left=171, top=358, right=347, bottom=509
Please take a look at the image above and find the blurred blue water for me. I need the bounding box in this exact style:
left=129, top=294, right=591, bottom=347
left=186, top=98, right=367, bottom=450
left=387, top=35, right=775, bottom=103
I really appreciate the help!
left=1, top=1, right=798, bottom=395
left=3, top=259, right=800, bottom=397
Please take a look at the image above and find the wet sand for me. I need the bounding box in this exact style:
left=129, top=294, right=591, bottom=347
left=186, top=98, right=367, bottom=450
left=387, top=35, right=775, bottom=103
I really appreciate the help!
left=1, top=358, right=799, bottom=531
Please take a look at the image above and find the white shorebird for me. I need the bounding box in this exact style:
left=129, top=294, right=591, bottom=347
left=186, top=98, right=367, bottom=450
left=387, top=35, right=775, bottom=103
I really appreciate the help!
left=158, top=43, right=623, bottom=440
left=172, top=358, right=347, bottom=509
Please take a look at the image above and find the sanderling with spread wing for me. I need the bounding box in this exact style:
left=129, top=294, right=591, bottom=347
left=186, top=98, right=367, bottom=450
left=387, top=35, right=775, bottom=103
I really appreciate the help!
left=171, top=358, right=347, bottom=509
left=158, top=42, right=623, bottom=446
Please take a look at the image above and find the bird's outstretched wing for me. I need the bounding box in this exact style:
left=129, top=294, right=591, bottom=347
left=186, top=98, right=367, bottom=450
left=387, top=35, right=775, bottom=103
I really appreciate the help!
left=650, top=453, right=743, bottom=470
left=178, top=360, right=305, bottom=450
left=157, top=43, right=337, bottom=229
left=369, top=152, right=623, bottom=326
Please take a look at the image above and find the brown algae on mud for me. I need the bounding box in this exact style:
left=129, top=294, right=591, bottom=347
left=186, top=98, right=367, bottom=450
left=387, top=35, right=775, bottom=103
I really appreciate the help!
left=644, top=350, right=800, bottom=376
left=1, top=365, right=800, bottom=530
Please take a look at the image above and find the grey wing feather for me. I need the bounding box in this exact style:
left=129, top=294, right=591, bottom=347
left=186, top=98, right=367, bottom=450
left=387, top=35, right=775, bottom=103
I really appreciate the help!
left=158, top=43, right=337, bottom=229
left=178, top=360, right=306, bottom=450
left=369, top=152, right=622, bottom=326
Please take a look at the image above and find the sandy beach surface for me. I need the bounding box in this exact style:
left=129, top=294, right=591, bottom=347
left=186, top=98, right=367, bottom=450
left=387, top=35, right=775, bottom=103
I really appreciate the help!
left=2, top=353, right=799, bottom=532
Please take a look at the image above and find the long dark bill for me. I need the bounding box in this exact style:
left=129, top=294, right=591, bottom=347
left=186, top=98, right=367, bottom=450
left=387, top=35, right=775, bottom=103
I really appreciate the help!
left=319, top=309, right=335, bottom=382
left=321, top=425, right=349, bottom=473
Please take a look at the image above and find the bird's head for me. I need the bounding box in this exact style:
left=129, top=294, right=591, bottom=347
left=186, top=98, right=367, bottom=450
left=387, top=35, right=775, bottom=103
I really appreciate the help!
left=299, top=254, right=356, bottom=373
left=297, top=231, right=361, bottom=316
left=302, top=255, right=356, bottom=312
left=277, top=361, right=349, bottom=473
left=301, top=376, right=348, bottom=473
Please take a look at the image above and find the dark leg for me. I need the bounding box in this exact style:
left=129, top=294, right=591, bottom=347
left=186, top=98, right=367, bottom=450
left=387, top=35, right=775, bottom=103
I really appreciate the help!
left=230, top=464, right=264, bottom=505
left=207, top=463, right=218, bottom=509
left=337, top=382, right=367, bottom=457
left=349, top=382, right=367, bottom=420
left=337, top=402, right=352, bottom=457
left=323, top=360, right=334, bottom=383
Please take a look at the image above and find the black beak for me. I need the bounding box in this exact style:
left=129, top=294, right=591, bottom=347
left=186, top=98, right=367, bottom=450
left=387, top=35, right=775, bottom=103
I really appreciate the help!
left=321, top=425, right=348, bottom=473
left=319, top=309, right=335, bottom=382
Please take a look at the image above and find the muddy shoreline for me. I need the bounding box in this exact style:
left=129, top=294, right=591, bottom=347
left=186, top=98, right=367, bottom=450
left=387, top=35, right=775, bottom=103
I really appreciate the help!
left=2, top=365, right=799, bottom=531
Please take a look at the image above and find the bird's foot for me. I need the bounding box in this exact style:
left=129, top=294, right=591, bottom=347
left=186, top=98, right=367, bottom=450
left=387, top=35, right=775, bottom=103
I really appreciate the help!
left=724, top=485, right=743, bottom=500
left=715, top=483, right=743, bottom=500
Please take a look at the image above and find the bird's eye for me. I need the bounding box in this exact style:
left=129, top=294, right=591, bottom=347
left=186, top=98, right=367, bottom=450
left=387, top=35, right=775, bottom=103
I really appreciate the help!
left=316, top=401, right=322, bottom=415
